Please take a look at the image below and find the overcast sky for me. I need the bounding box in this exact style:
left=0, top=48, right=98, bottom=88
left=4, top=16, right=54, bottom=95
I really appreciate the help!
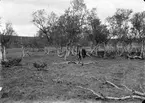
left=0, top=0, right=145, bottom=36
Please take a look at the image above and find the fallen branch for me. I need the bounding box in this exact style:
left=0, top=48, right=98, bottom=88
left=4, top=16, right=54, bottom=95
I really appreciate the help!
left=122, top=84, right=132, bottom=91
left=122, top=84, right=145, bottom=97
left=52, top=61, right=71, bottom=65
left=103, top=79, right=145, bottom=97
left=76, top=86, right=145, bottom=101
left=104, top=95, right=145, bottom=100
left=97, top=77, right=123, bottom=90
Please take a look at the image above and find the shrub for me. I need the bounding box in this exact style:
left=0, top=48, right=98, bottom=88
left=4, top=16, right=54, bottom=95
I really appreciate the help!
left=1, top=58, right=22, bottom=68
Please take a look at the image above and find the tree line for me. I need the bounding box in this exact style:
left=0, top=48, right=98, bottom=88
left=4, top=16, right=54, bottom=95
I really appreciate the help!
left=32, top=0, right=145, bottom=48
left=1, top=0, right=145, bottom=60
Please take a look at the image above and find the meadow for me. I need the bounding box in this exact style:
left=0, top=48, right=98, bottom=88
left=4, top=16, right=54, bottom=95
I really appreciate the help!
left=0, top=48, right=145, bottom=103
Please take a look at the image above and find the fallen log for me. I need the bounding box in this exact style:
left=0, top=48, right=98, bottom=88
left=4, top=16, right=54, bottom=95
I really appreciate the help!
left=127, top=55, right=144, bottom=60
left=52, top=61, right=97, bottom=65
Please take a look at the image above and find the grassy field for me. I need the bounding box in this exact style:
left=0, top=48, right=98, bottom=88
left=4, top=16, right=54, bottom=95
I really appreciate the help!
left=0, top=48, right=145, bottom=103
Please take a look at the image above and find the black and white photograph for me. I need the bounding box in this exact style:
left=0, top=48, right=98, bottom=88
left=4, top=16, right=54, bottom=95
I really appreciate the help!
left=0, top=0, right=145, bottom=103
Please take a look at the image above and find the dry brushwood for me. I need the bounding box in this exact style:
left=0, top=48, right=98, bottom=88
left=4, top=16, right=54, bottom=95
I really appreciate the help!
left=33, top=62, right=47, bottom=71
left=120, top=51, right=144, bottom=60
left=76, top=79, right=145, bottom=101
left=1, top=58, right=22, bottom=68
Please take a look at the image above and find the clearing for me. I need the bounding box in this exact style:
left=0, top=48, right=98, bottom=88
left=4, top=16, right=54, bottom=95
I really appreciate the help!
left=0, top=48, right=145, bottom=103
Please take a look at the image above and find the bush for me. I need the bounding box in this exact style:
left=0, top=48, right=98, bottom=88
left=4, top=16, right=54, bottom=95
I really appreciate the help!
left=105, top=51, right=116, bottom=59
left=2, top=58, right=22, bottom=68
left=97, top=51, right=105, bottom=58
left=33, top=62, right=47, bottom=71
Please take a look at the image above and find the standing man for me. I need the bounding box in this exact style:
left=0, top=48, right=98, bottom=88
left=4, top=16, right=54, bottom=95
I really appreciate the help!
left=77, top=44, right=87, bottom=65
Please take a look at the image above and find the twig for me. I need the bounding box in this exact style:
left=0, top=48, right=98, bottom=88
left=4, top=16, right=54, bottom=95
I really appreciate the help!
left=122, top=84, right=132, bottom=92
left=105, top=80, right=122, bottom=90
left=139, top=83, right=145, bottom=94
left=76, top=86, right=104, bottom=98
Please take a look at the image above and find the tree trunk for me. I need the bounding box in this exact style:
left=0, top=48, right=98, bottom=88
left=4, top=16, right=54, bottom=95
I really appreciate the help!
left=0, top=43, right=2, bottom=89
left=2, top=46, right=7, bottom=61
left=103, top=42, right=106, bottom=57
left=141, top=40, right=144, bottom=58
left=96, top=44, right=99, bottom=56
left=60, top=46, right=63, bottom=52
left=22, top=46, right=25, bottom=57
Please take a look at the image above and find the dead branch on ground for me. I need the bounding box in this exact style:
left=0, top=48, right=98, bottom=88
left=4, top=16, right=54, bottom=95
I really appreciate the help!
left=76, top=85, right=145, bottom=101
left=75, top=78, right=145, bottom=101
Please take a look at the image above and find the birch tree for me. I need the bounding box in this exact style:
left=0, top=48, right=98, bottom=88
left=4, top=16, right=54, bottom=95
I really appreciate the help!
left=0, top=22, right=15, bottom=61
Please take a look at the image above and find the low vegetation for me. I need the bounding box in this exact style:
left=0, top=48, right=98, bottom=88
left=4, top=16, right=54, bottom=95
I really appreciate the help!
left=0, top=0, right=145, bottom=103
left=0, top=48, right=144, bottom=103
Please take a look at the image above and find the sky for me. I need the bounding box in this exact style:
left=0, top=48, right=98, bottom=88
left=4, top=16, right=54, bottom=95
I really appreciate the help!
left=0, top=0, right=145, bottom=37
